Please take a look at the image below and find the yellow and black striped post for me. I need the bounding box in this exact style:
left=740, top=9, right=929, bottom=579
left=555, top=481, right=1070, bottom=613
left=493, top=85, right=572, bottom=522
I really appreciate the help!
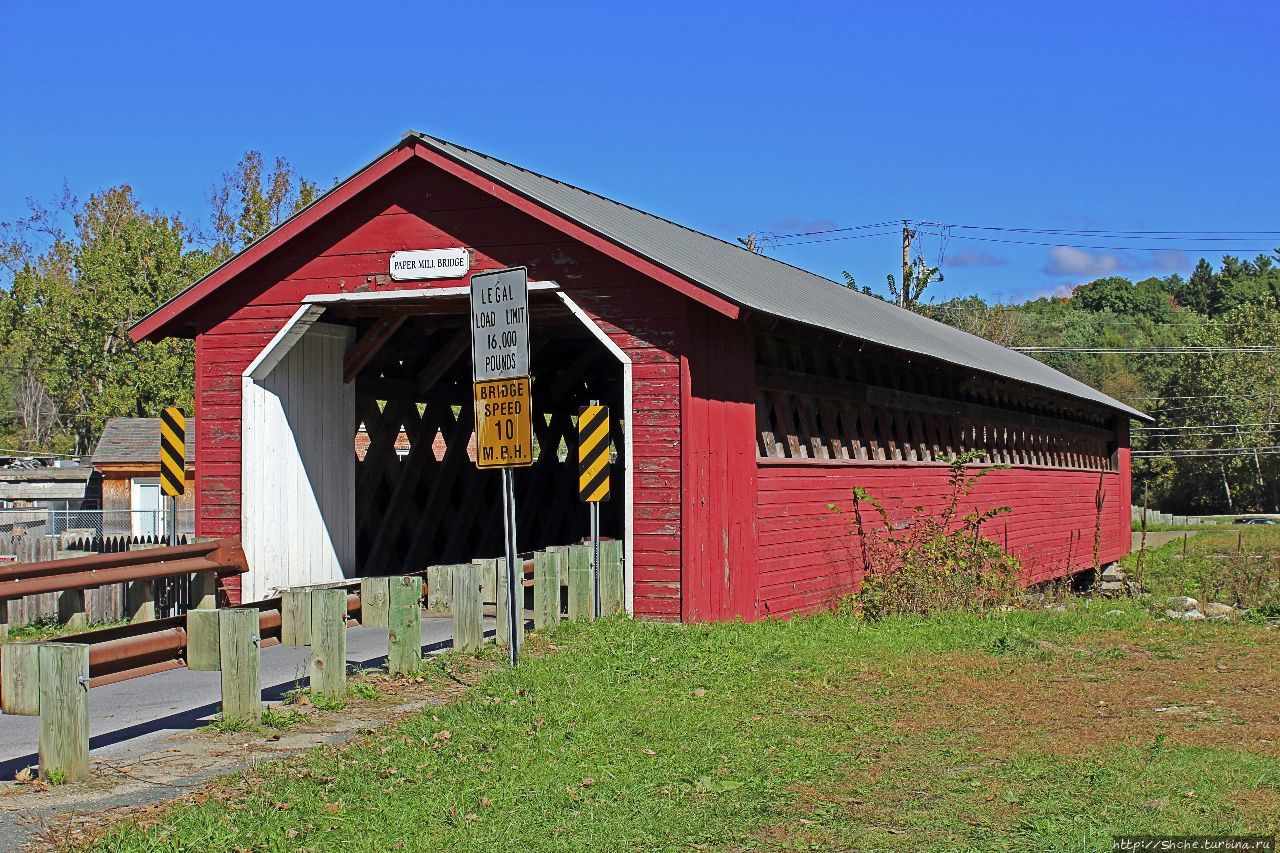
left=159, top=407, right=186, bottom=497
left=577, top=404, right=611, bottom=503
left=578, top=404, right=610, bottom=619
left=159, top=407, right=185, bottom=551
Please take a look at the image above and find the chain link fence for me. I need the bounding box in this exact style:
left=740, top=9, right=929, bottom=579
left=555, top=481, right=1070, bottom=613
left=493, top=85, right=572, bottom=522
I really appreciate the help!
left=0, top=508, right=197, bottom=539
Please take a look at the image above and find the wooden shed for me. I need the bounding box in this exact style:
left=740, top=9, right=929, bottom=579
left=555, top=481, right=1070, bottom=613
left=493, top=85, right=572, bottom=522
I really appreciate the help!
left=92, top=417, right=196, bottom=536
left=131, top=132, right=1146, bottom=618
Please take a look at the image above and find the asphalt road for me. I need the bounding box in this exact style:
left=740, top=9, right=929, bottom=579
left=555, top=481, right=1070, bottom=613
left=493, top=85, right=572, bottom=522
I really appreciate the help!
left=0, top=615, right=481, bottom=780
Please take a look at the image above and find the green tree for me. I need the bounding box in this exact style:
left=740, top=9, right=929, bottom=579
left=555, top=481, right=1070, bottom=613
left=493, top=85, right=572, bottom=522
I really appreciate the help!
left=0, top=152, right=316, bottom=455
left=206, top=151, right=319, bottom=260
left=1072, top=275, right=1177, bottom=321
left=844, top=257, right=942, bottom=310
left=5, top=187, right=217, bottom=451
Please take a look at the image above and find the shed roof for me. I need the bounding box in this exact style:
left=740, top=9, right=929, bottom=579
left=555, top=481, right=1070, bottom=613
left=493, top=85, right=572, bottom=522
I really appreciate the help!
left=133, top=132, right=1148, bottom=421
left=92, top=418, right=195, bottom=466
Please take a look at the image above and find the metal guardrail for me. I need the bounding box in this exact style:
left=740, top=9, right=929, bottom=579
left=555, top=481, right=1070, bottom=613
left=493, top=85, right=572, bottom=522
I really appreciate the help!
left=2, top=555, right=541, bottom=687
left=0, top=540, right=246, bottom=598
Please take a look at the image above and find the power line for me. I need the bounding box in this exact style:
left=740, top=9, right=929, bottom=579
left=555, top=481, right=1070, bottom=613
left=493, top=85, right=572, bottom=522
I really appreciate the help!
left=1136, top=420, right=1280, bottom=427
left=1139, top=430, right=1280, bottom=439
left=1143, top=401, right=1280, bottom=416
left=1136, top=422, right=1280, bottom=430
left=1014, top=346, right=1280, bottom=353
left=766, top=221, right=898, bottom=240
left=758, top=220, right=1280, bottom=253
left=1130, top=392, right=1280, bottom=401
left=763, top=229, right=901, bottom=248
left=1133, top=446, right=1280, bottom=457
left=933, top=223, right=1280, bottom=238
left=915, top=230, right=1276, bottom=254
left=930, top=308, right=1280, bottom=329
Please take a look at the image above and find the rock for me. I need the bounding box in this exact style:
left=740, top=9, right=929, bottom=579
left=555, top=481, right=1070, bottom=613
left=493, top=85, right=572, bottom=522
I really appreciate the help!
left=1167, top=595, right=1199, bottom=612
left=1098, top=580, right=1126, bottom=595
left=1202, top=602, right=1235, bottom=618
left=1101, top=564, right=1125, bottom=582
left=1020, top=592, right=1046, bottom=607
left=1046, top=604, right=1067, bottom=614
left=1166, top=608, right=1205, bottom=621
left=1105, top=609, right=1125, bottom=617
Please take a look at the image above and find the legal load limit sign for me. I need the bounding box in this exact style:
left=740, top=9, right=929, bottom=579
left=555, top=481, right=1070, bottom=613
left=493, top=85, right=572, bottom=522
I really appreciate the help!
left=474, top=377, right=534, bottom=468
left=470, top=266, right=533, bottom=470
left=470, top=266, right=529, bottom=382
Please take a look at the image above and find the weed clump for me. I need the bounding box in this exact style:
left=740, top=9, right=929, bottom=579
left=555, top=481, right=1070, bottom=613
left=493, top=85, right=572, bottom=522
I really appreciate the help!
left=833, top=454, right=1022, bottom=619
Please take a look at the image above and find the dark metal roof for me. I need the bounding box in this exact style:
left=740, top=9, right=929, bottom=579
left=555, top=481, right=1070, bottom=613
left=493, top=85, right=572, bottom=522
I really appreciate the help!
left=92, top=418, right=195, bottom=466
left=409, top=131, right=1148, bottom=421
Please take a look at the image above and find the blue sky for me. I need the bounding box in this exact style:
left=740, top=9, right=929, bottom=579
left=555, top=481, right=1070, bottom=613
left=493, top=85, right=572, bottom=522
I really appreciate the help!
left=2, top=1, right=1277, bottom=304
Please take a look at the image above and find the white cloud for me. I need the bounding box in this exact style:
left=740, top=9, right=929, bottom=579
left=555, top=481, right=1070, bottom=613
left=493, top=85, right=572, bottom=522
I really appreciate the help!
left=1043, top=246, right=1126, bottom=278
left=1042, top=246, right=1194, bottom=279
left=947, top=248, right=1007, bottom=268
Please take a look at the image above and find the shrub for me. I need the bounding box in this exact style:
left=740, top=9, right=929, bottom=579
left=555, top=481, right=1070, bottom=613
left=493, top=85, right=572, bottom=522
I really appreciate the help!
left=831, top=454, right=1022, bottom=619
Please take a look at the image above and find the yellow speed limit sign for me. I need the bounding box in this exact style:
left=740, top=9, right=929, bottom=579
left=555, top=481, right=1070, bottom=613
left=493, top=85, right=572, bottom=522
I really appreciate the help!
left=474, top=376, right=534, bottom=469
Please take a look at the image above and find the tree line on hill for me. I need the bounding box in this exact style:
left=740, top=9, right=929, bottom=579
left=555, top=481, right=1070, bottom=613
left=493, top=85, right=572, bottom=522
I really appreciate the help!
left=3, top=157, right=1279, bottom=514
left=917, top=257, right=1280, bottom=514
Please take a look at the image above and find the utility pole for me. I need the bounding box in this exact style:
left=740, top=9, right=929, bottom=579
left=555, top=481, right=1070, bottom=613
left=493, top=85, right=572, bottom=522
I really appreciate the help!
left=900, top=220, right=916, bottom=306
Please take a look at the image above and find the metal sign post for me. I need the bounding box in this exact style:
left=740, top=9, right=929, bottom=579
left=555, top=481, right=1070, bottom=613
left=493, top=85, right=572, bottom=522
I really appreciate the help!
left=470, top=267, right=532, bottom=666
left=577, top=403, right=611, bottom=619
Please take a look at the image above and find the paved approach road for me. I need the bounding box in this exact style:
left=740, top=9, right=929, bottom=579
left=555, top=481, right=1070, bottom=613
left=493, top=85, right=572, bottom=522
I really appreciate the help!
left=0, top=615, right=476, bottom=780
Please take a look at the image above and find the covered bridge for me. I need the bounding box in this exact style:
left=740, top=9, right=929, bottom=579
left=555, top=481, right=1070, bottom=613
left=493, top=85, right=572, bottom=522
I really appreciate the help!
left=131, top=131, right=1146, bottom=620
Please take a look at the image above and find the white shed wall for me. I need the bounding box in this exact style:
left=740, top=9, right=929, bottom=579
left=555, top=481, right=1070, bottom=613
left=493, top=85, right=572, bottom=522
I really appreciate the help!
left=241, top=321, right=355, bottom=601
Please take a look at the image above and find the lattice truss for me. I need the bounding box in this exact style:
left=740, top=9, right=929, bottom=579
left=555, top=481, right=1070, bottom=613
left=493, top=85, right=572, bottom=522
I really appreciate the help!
left=755, top=330, right=1117, bottom=471
left=350, top=315, right=623, bottom=575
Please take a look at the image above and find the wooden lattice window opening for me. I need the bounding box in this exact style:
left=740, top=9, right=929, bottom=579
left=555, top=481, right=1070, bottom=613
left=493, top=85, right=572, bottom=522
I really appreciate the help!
left=755, top=330, right=1118, bottom=472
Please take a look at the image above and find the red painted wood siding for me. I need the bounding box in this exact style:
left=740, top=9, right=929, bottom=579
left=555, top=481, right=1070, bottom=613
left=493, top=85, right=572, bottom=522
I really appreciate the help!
left=755, top=461, right=1130, bottom=617
left=680, top=308, right=758, bottom=621
left=192, top=157, right=686, bottom=615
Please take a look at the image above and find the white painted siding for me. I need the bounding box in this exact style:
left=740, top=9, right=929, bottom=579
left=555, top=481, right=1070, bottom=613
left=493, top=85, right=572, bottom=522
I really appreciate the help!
left=241, top=322, right=355, bottom=601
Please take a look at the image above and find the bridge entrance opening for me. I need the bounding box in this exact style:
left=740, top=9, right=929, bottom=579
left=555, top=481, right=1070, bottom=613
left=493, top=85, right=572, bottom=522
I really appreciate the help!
left=334, top=288, right=623, bottom=575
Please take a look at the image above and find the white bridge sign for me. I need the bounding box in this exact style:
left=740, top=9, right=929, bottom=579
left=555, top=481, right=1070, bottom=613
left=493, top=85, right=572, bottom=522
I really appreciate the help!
left=470, top=267, right=530, bottom=381
left=389, top=248, right=471, bottom=281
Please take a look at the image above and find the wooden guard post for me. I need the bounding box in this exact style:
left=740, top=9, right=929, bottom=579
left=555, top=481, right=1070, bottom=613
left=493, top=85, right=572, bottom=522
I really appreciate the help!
left=218, top=608, right=261, bottom=723
left=491, top=557, right=525, bottom=649
left=360, top=577, right=390, bottom=628
left=600, top=539, right=624, bottom=615
left=38, top=643, right=90, bottom=782
left=533, top=549, right=562, bottom=628
left=310, top=588, right=347, bottom=700
left=186, top=609, right=221, bottom=671
left=387, top=576, right=423, bottom=675
left=1, top=642, right=41, bottom=715
left=280, top=589, right=312, bottom=646
left=451, top=562, right=483, bottom=652
left=426, top=565, right=453, bottom=613
left=567, top=544, right=594, bottom=620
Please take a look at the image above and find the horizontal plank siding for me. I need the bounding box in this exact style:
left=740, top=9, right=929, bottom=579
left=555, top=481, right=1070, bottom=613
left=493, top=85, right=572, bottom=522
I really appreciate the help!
left=754, top=461, right=1128, bottom=618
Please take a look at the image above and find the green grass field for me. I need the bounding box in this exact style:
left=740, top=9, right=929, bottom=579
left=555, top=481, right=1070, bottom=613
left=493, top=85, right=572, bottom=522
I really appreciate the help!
left=89, top=603, right=1279, bottom=852
left=1124, top=525, right=1280, bottom=614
